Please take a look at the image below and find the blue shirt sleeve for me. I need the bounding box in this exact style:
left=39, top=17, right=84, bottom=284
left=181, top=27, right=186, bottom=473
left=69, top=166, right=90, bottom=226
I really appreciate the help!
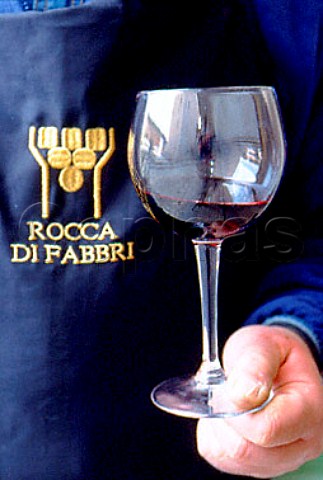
left=245, top=260, right=323, bottom=369
left=245, top=0, right=323, bottom=370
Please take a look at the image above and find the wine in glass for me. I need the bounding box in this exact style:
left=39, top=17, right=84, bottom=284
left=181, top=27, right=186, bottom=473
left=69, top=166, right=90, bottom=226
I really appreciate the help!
left=128, top=86, right=285, bottom=418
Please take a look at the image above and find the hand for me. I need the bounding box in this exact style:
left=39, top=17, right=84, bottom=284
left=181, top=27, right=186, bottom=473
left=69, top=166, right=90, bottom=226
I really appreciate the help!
left=196, top=325, right=323, bottom=478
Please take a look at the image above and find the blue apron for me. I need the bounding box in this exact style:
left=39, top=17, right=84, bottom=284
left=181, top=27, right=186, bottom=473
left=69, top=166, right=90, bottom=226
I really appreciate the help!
left=0, top=0, right=320, bottom=478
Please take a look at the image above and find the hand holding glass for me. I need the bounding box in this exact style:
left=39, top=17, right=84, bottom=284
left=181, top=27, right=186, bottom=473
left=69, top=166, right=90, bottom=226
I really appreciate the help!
left=128, top=87, right=285, bottom=418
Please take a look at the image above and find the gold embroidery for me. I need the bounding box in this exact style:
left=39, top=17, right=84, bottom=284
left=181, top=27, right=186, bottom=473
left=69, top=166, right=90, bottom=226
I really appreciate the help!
left=38, top=126, right=59, bottom=149
left=44, top=245, right=62, bottom=264
left=79, top=245, right=96, bottom=264
left=48, top=147, right=71, bottom=169
left=62, top=128, right=83, bottom=150
left=64, top=223, right=82, bottom=242
left=59, top=165, right=84, bottom=193
left=26, top=221, right=119, bottom=242
left=61, top=245, right=81, bottom=265
left=29, top=126, right=116, bottom=219
left=10, top=238, right=135, bottom=265
left=45, top=223, right=65, bottom=241
left=93, top=128, right=116, bottom=219
left=14, top=128, right=137, bottom=268
left=10, top=243, right=39, bottom=264
left=126, top=241, right=135, bottom=260
left=86, top=128, right=107, bottom=151
left=29, top=126, right=51, bottom=219
left=73, top=149, right=96, bottom=170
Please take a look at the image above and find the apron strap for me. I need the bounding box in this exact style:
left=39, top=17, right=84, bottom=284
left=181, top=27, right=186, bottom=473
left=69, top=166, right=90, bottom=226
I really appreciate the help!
left=0, top=0, right=89, bottom=13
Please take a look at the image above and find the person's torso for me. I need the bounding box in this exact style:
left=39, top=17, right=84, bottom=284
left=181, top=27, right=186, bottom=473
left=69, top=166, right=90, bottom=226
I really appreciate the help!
left=0, top=1, right=320, bottom=478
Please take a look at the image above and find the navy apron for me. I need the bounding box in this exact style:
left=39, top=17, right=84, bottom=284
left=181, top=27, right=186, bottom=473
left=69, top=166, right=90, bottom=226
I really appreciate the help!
left=0, top=1, right=285, bottom=478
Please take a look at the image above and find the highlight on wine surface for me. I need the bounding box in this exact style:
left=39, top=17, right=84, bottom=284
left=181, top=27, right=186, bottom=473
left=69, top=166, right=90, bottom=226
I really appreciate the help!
left=128, top=87, right=285, bottom=239
left=127, top=86, right=286, bottom=418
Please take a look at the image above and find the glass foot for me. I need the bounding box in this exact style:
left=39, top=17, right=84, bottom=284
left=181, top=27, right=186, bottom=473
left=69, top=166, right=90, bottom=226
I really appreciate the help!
left=151, top=375, right=273, bottom=419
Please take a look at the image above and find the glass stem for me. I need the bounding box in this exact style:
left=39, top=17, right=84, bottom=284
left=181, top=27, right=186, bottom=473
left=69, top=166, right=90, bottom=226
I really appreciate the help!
left=193, top=239, right=226, bottom=386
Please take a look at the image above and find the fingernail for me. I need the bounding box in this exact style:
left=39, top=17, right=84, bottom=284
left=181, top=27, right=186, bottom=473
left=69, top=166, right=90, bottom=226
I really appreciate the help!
left=229, top=375, right=270, bottom=407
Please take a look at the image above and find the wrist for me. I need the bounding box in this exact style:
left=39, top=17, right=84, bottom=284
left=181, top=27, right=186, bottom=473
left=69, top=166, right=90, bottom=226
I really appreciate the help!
left=263, top=315, right=321, bottom=369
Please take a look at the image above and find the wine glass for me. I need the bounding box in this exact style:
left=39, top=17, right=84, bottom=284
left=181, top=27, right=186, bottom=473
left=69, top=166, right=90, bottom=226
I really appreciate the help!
left=128, top=86, right=285, bottom=418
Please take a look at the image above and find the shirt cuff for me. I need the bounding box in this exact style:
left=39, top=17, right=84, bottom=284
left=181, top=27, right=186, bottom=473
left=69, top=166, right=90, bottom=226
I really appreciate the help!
left=263, top=315, right=321, bottom=367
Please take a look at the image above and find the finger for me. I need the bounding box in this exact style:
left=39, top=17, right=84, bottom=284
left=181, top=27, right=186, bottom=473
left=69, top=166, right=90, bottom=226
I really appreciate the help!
left=197, top=418, right=312, bottom=479
left=226, top=385, right=319, bottom=447
left=222, top=325, right=284, bottom=410
left=223, top=325, right=323, bottom=446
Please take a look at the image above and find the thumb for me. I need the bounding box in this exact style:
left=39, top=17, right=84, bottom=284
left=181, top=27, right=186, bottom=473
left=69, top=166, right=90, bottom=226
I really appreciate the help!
left=223, top=325, right=284, bottom=410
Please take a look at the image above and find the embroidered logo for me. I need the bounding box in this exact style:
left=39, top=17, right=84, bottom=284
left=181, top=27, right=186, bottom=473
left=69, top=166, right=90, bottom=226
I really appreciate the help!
left=8, top=125, right=136, bottom=266
left=28, top=126, right=115, bottom=219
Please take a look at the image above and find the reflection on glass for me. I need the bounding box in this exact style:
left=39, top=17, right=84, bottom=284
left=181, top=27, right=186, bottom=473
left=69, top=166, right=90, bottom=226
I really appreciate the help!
left=136, top=88, right=281, bottom=232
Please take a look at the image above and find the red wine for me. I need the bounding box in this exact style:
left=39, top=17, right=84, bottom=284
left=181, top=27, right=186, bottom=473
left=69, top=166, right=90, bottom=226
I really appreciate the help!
left=140, top=190, right=269, bottom=239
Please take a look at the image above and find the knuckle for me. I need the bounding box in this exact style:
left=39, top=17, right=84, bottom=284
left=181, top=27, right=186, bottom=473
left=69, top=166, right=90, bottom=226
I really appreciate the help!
left=196, top=434, right=211, bottom=460
left=251, top=413, right=278, bottom=447
left=197, top=437, right=223, bottom=468
left=197, top=438, right=250, bottom=476
left=196, top=420, right=221, bottom=462
left=306, top=436, right=323, bottom=461
left=227, top=436, right=250, bottom=462
left=196, top=420, right=250, bottom=467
